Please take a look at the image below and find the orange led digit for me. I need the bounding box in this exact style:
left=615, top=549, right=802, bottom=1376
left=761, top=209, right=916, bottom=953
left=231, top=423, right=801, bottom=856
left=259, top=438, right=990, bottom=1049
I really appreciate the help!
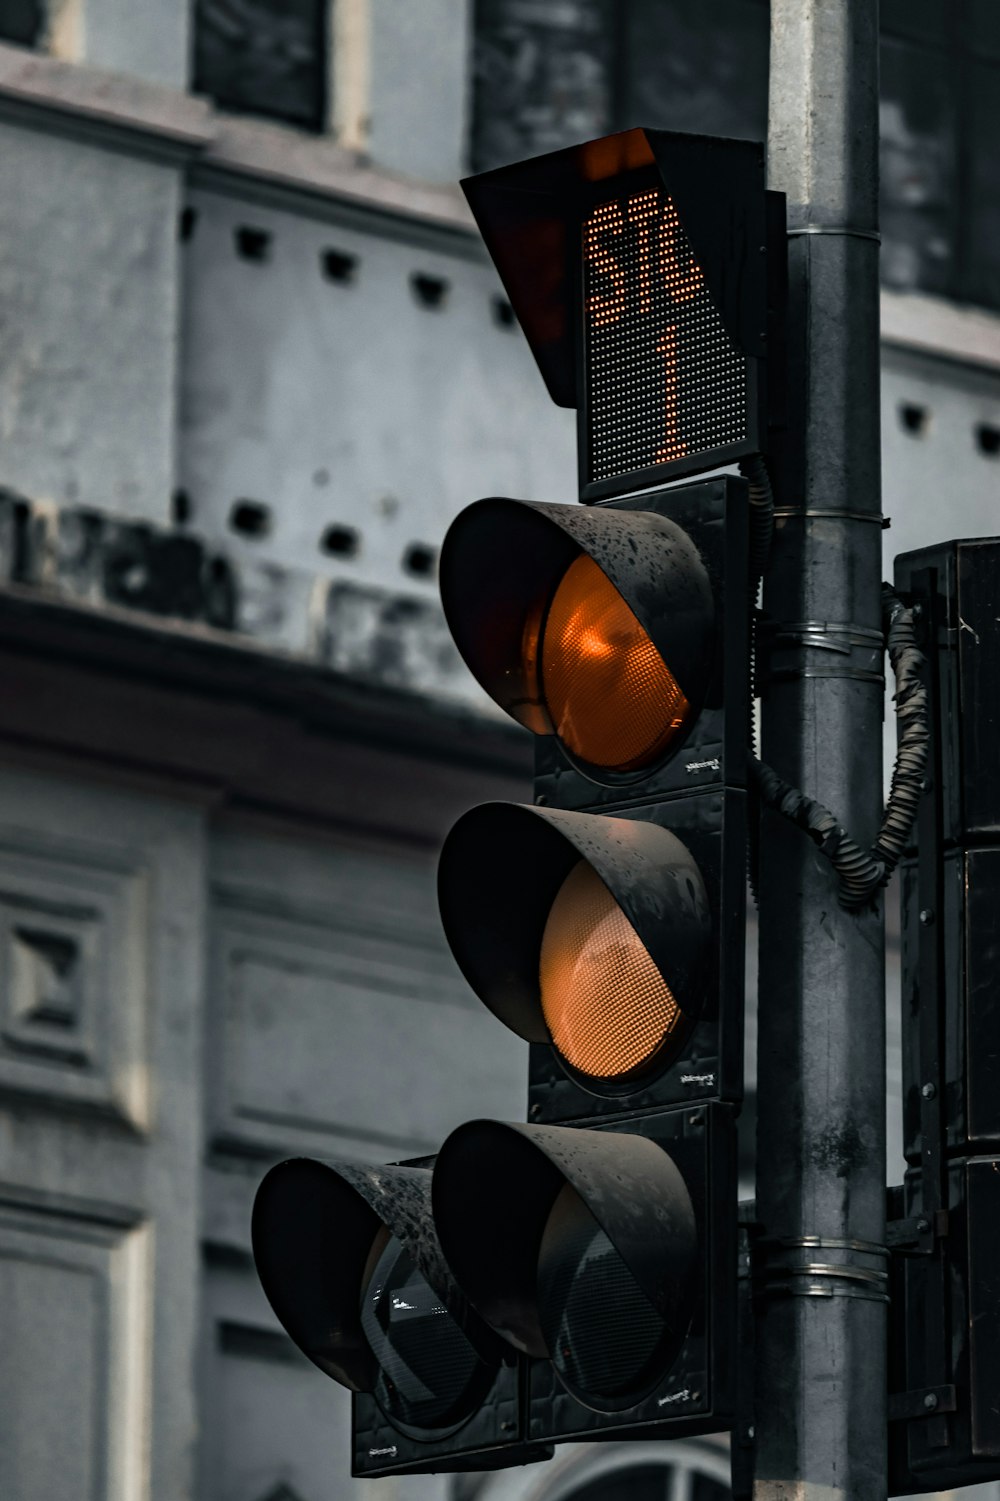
left=654, top=325, right=686, bottom=464
left=583, top=201, right=626, bottom=328
left=626, top=189, right=660, bottom=315
left=659, top=196, right=704, bottom=304
left=583, top=185, right=748, bottom=486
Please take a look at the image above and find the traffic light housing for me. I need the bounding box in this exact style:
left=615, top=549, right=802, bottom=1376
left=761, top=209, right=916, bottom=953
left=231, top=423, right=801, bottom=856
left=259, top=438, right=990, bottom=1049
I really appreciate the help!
left=251, top=126, right=781, bottom=1477
left=461, top=127, right=778, bottom=497
left=252, top=1156, right=552, bottom=1476
left=429, top=467, right=748, bottom=1443
left=890, top=538, right=1000, bottom=1492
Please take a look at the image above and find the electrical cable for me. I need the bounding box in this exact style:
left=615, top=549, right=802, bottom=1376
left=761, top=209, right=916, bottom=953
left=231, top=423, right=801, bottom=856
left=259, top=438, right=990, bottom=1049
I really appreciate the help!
left=751, top=586, right=928, bottom=911
left=736, top=452, right=928, bottom=909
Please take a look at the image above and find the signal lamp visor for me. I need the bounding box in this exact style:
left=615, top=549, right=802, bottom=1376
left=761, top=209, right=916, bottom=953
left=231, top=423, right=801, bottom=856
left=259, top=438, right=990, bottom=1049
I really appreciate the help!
left=439, top=497, right=713, bottom=781
left=438, top=802, right=711, bottom=1091
left=252, top=1158, right=498, bottom=1432
left=432, top=1120, right=698, bottom=1412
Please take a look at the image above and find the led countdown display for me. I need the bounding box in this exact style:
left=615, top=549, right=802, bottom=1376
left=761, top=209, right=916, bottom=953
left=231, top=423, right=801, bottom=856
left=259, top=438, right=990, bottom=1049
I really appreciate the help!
left=583, top=186, right=749, bottom=489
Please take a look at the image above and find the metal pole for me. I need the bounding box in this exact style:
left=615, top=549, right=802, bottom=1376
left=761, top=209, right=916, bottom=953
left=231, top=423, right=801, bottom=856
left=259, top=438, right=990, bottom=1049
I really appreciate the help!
left=754, top=3, right=886, bottom=1499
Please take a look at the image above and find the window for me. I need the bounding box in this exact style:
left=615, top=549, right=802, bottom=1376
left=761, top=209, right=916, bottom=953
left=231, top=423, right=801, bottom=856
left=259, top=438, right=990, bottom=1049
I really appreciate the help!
left=0, top=0, right=43, bottom=47
left=192, top=0, right=327, bottom=134
left=471, top=0, right=1000, bottom=315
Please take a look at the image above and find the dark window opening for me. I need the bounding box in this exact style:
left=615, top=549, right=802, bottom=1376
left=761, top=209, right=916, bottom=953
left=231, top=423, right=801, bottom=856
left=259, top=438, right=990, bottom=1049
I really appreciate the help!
left=230, top=499, right=272, bottom=538
left=205, top=556, right=237, bottom=630
left=403, top=543, right=438, bottom=578
left=321, top=524, right=360, bottom=558
left=234, top=226, right=272, bottom=263
left=179, top=208, right=198, bottom=243
left=411, top=274, right=449, bottom=310
left=192, top=0, right=327, bottom=133
left=492, top=295, right=516, bottom=328
left=321, top=249, right=359, bottom=284
left=470, top=0, right=1000, bottom=314
left=975, top=422, right=1000, bottom=455
left=899, top=402, right=930, bottom=435
left=470, top=0, right=618, bottom=174
left=172, top=489, right=193, bottom=526
left=0, top=0, right=44, bottom=47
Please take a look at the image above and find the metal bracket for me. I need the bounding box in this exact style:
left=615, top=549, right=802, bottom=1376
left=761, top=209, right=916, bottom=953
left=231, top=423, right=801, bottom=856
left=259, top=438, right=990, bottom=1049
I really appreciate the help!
left=787, top=224, right=882, bottom=244
left=757, top=615, right=886, bottom=690
left=886, top=1210, right=949, bottom=1253
left=888, top=1384, right=957, bottom=1424
left=772, top=506, right=887, bottom=526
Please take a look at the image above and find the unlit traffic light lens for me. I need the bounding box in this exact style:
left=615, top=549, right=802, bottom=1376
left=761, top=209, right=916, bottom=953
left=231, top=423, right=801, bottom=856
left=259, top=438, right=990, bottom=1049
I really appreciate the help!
left=360, top=1233, right=491, bottom=1432
left=539, top=859, right=682, bottom=1080
left=535, top=553, right=691, bottom=772
left=537, top=1181, right=679, bottom=1407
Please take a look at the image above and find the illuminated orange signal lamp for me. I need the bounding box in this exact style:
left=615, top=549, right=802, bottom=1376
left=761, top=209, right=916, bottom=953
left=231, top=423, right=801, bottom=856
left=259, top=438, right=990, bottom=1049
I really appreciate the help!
left=439, top=497, right=714, bottom=782
left=437, top=801, right=712, bottom=1091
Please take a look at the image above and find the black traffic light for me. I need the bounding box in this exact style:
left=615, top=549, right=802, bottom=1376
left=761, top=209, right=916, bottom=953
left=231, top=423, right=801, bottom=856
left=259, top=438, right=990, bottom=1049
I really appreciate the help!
left=419, top=124, right=783, bottom=1455
left=251, top=126, right=781, bottom=1478
left=252, top=1157, right=552, bottom=1475
left=461, top=127, right=782, bottom=496
left=889, top=538, right=1000, bottom=1492
left=429, top=474, right=748, bottom=1444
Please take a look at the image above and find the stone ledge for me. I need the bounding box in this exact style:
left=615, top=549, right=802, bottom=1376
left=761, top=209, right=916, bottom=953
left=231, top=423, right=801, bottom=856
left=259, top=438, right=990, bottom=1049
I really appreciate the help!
left=0, top=40, right=475, bottom=245
left=0, top=488, right=496, bottom=716
left=0, top=40, right=213, bottom=159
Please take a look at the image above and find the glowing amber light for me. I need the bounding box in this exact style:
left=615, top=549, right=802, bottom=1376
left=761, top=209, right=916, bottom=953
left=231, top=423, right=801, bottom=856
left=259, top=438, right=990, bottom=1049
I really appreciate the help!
left=538, top=553, right=690, bottom=771
left=539, top=861, right=681, bottom=1079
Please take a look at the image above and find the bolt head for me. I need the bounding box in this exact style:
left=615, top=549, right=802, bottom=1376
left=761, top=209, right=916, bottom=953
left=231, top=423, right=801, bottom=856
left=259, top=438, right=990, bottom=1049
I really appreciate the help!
left=923, top=1392, right=938, bottom=1410
left=922, top=1082, right=937, bottom=1099
left=919, top=908, right=935, bottom=926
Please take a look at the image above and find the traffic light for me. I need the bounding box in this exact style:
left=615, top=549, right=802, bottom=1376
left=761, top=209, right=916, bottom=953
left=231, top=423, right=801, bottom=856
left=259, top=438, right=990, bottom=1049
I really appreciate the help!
left=252, top=1157, right=553, bottom=1475
left=890, top=538, right=1000, bottom=1492
left=251, top=126, right=781, bottom=1477
left=416, top=126, right=782, bottom=1455
left=429, top=469, right=749, bottom=1445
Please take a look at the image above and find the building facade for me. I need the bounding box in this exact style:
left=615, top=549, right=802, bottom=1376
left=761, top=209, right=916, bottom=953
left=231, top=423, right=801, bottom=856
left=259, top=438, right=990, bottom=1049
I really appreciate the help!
left=0, top=3, right=997, bottom=1500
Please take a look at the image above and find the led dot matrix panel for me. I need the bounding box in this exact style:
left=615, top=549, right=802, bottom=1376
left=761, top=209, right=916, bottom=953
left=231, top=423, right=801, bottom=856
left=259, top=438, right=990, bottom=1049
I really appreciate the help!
left=581, top=174, right=755, bottom=500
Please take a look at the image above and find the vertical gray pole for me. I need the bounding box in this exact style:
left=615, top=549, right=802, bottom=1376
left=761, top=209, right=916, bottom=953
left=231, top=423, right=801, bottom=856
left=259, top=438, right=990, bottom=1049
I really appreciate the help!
left=754, top=3, right=886, bottom=1499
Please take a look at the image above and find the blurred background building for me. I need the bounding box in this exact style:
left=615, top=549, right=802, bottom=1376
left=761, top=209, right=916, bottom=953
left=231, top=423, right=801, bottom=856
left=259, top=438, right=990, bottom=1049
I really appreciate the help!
left=0, top=2, right=996, bottom=1499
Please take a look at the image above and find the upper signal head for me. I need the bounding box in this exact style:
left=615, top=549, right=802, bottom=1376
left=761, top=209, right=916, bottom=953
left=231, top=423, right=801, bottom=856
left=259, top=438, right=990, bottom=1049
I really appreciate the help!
left=461, top=127, right=774, bottom=500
